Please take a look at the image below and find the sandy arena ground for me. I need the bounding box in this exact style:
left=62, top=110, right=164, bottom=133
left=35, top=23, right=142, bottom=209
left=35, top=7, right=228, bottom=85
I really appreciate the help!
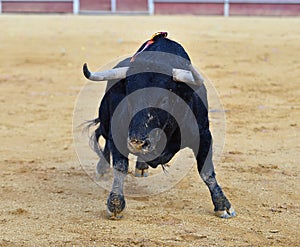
left=0, top=15, right=299, bottom=246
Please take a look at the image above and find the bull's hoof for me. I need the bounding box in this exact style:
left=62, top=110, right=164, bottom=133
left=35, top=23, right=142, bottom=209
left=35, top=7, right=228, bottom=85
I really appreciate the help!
left=215, top=206, right=236, bottom=219
left=107, top=209, right=124, bottom=220
left=135, top=168, right=149, bottom=177
left=107, top=192, right=126, bottom=220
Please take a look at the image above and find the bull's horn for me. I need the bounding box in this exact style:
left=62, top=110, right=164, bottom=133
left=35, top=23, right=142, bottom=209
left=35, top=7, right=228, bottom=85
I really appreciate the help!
left=172, top=69, right=195, bottom=84
left=83, top=63, right=129, bottom=81
left=189, top=65, right=204, bottom=85
left=172, top=66, right=204, bottom=86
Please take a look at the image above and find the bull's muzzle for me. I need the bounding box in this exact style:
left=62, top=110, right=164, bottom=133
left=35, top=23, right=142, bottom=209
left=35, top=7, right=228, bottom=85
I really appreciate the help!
left=127, top=138, right=151, bottom=154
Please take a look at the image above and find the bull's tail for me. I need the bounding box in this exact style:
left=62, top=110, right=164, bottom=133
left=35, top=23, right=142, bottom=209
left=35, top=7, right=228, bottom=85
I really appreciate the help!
left=81, top=118, right=103, bottom=158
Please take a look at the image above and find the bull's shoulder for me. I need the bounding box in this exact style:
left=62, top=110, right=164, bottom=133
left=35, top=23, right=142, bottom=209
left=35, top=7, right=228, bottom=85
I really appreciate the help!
left=174, top=83, right=198, bottom=103
left=174, top=83, right=209, bottom=121
left=105, top=79, right=126, bottom=96
left=99, top=77, right=127, bottom=120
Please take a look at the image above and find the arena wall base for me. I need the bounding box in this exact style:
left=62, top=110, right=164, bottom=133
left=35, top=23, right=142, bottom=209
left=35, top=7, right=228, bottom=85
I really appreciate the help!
left=0, top=0, right=299, bottom=16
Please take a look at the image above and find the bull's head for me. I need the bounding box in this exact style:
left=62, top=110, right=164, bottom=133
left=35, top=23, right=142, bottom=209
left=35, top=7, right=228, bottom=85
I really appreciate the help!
left=83, top=52, right=204, bottom=162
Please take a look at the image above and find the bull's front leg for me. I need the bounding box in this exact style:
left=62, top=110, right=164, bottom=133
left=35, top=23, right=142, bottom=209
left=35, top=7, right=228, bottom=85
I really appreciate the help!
left=196, top=129, right=236, bottom=218
left=107, top=142, right=128, bottom=219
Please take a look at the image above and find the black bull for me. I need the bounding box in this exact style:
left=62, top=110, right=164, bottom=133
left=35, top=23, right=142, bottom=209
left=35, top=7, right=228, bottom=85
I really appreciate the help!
left=83, top=35, right=235, bottom=219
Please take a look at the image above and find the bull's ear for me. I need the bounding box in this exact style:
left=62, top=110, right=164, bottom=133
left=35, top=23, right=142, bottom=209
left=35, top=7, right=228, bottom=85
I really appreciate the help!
left=172, top=65, right=204, bottom=86
left=83, top=63, right=129, bottom=81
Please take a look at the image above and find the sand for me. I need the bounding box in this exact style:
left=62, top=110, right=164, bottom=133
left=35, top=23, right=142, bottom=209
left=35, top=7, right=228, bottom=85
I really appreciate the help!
left=0, top=15, right=299, bottom=246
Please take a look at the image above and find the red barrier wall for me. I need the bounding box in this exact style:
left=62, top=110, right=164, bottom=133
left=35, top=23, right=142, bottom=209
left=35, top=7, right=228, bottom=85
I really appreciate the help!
left=154, top=2, right=224, bottom=15
left=1, top=0, right=300, bottom=16
left=117, top=0, right=148, bottom=12
left=2, top=1, right=73, bottom=13
left=229, top=3, right=300, bottom=16
left=80, top=0, right=110, bottom=11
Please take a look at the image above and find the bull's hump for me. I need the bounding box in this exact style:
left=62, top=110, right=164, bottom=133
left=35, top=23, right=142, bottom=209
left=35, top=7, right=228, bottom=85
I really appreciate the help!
left=149, top=38, right=190, bottom=61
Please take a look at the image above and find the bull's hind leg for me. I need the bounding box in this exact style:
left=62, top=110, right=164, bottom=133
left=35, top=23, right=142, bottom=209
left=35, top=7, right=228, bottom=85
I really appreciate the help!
left=93, top=127, right=111, bottom=176
left=106, top=142, right=128, bottom=219
left=135, top=158, right=149, bottom=177
left=96, top=140, right=110, bottom=176
left=196, top=129, right=236, bottom=218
